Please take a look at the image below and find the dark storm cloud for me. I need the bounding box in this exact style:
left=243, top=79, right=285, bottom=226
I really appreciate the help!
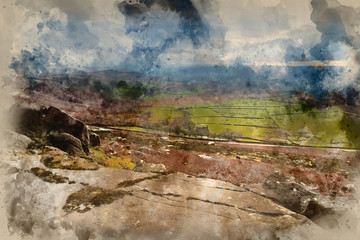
left=115, top=0, right=216, bottom=73
left=117, top=0, right=210, bottom=47
left=281, top=0, right=360, bottom=99
left=309, top=0, right=360, bottom=61
left=310, top=0, right=352, bottom=60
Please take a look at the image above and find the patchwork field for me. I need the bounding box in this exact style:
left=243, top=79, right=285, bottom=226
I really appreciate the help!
left=116, top=99, right=354, bottom=148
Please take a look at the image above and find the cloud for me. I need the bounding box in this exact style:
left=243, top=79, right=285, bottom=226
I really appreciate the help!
left=281, top=0, right=360, bottom=98
left=116, top=0, right=226, bottom=72
left=10, top=3, right=132, bottom=76
left=10, top=0, right=226, bottom=76
left=7, top=0, right=360, bottom=101
left=16, top=0, right=96, bottom=20
left=117, top=0, right=211, bottom=47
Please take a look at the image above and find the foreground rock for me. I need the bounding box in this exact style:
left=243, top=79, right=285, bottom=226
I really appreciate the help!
left=12, top=104, right=91, bottom=154
left=48, top=132, right=86, bottom=156
left=90, top=132, right=101, bottom=147
left=262, top=172, right=336, bottom=223
left=2, top=130, right=34, bottom=151
left=5, top=147, right=356, bottom=240
left=61, top=172, right=311, bottom=240
left=3, top=149, right=314, bottom=240
left=41, top=146, right=99, bottom=170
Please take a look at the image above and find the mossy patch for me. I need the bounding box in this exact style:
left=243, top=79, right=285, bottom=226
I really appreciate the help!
left=63, top=186, right=130, bottom=213
left=89, top=147, right=135, bottom=170
left=89, top=147, right=107, bottom=163
left=105, top=156, right=135, bottom=170
left=41, top=147, right=99, bottom=170
left=29, top=168, right=70, bottom=184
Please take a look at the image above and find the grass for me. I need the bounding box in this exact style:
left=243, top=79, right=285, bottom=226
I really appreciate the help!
left=184, top=107, right=219, bottom=117
left=116, top=98, right=357, bottom=148
left=272, top=106, right=348, bottom=147
left=146, top=107, right=185, bottom=122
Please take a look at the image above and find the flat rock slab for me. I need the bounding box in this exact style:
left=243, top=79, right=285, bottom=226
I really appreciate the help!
left=63, top=173, right=311, bottom=240
left=126, top=173, right=293, bottom=216
left=5, top=152, right=313, bottom=240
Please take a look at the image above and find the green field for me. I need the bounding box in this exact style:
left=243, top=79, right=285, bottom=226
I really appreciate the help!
left=147, top=107, right=185, bottom=122
left=128, top=99, right=356, bottom=148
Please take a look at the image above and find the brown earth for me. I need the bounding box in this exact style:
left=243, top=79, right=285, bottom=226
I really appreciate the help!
left=91, top=127, right=357, bottom=197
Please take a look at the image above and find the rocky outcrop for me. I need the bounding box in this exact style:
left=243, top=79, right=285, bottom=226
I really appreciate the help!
left=12, top=104, right=91, bottom=154
left=48, top=132, right=86, bottom=156
left=263, top=172, right=333, bottom=220
left=5, top=134, right=355, bottom=240
left=41, top=146, right=99, bottom=170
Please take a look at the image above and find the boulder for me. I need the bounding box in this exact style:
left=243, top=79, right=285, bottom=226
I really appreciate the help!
left=12, top=104, right=90, bottom=154
left=45, top=106, right=90, bottom=154
left=262, top=172, right=333, bottom=219
left=90, top=132, right=100, bottom=147
left=41, top=146, right=99, bottom=170
left=48, top=132, right=85, bottom=156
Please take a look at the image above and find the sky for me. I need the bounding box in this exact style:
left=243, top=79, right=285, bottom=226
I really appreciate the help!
left=1, top=0, right=360, bottom=97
